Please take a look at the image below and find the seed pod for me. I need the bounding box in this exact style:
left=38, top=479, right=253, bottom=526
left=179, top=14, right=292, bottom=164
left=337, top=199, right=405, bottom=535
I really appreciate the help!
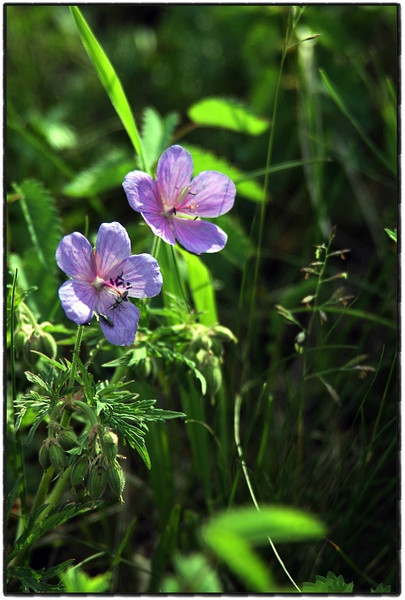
left=201, top=355, right=222, bottom=396
left=102, top=431, right=118, bottom=462
left=58, top=429, right=78, bottom=451
left=70, top=457, right=89, bottom=487
left=107, top=461, right=126, bottom=499
left=39, top=443, right=50, bottom=470
left=49, top=441, right=66, bottom=472
left=88, top=464, right=107, bottom=500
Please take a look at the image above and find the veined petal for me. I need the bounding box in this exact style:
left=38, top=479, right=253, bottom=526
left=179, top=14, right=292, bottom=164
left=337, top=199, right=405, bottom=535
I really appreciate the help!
left=99, top=302, right=140, bottom=346
left=95, top=222, right=131, bottom=279
left=189, top=171, right=236, bottom=217
left=156, top=145, right=193, bottom=204
left=58, top=280, right=97, bottom=324
left=123, top=171, right=162, bottom=213
left=122, top=254, right=163, bottom=298
left=172, top=217, right=228, bottom=254
left=142, top=211, right=176, bottom=246
left=56, top=232, right=95, bottom=281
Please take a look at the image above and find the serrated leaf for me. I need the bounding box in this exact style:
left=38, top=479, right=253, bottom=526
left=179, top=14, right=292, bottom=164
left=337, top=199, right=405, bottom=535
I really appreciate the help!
left=63, top=149, right=135, bottom=197
left=371, top=583, right=391, bottom=593
left=183, top=143, right=264, bottom=202
left=11, top=180, right=62, bottom=317
left=302, top=572, right=354, bottom=593
left=161, top=553, right=223, bottom=593
left=188, top=97, right=269, bottom=136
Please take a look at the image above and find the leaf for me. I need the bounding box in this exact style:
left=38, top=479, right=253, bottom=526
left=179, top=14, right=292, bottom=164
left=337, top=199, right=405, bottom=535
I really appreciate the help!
left=140, top=107, right=179, bottom=169
left=302, top=571, right=354, bottom=593
left=183, top=143, right=264, bottom=202
left=62, top=567, right=111, bottom=593
left=177, top=247, right=218, bottom=327
left=202, top=527, right=274, bottom=592
left=161, top=553, right=223, bottom=593
left=69, top=6, right=147, bottom=170
left=188, top=97, right=269, bottom=136
left=63, top=149, right=135, bottom=197
left=11, top=180, right=62, bottom=317
left=149, top=504, right=181, bottom=592
left=204, top=505, right=326, bottom=546
left=319, top=69, right=395, bottom=175
left=8, top=561, right=74, bottom=593
left=384, top=227, right=397, bottom=243
left=371, top=583, right=391, bottom=593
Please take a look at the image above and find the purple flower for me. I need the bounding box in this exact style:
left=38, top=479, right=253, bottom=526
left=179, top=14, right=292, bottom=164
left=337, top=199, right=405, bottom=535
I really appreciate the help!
left=123, top=145, right=236, bottom=254
left=56, top=222, right=162, bottom=346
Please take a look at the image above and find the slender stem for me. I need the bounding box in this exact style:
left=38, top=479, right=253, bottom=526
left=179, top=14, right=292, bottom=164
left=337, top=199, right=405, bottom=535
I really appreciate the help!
left=61, top=325, right=84, bottom=429
left=234, top=392, right=301, bottom=592
left=9, top=269, right=28, bottom=537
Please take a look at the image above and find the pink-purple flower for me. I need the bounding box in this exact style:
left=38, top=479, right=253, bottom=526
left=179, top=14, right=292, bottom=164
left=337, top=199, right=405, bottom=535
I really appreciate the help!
left=56, top=222, right=162, bottom=346
left=122, top=145, right=236, bottom=254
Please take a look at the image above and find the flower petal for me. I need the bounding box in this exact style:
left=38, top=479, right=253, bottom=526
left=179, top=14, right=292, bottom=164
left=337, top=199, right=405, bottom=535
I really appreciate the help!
left=122, top=254, right=163, bottom=298
left=142, top=211, right=176, bottom=246
left=95, top=222, right=131, bottom=279
left=56, top=232, right=95, bottom=281
left=188, top=171, right=236, bottom=217
left=171, top=217, right=227, bottom=254
left=156, top=145, right=193, bottom=205
left=99, top=302, right=140, bottom=346
left=58, top=280, right=97, bottom=324
left=123, top=171, right=161, bottom=213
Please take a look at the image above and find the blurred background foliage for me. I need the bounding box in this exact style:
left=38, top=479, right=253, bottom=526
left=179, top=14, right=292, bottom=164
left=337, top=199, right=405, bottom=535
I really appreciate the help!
left=6, top=4, right=397, bottom=593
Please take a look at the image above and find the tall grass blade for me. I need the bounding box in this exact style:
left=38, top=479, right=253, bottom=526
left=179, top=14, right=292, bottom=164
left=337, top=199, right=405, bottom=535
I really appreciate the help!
left=319, top=69, right=395, bottom=175
left=70, top=6, right=148, bottom=171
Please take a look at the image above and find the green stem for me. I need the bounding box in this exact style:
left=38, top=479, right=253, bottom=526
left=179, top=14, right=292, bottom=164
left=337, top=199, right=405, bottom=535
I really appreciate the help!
left=9, top=269, right=28, bottom=538
left=61, top=325, right=84, bottom=429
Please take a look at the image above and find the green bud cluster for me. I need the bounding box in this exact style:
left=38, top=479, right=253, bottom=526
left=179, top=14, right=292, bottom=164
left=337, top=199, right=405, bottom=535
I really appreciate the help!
left=185, top=324, right=237, bottom=396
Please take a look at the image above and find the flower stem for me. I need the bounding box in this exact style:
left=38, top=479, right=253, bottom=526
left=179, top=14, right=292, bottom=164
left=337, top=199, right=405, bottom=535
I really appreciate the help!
left=61, top=325, right=84, bottom=429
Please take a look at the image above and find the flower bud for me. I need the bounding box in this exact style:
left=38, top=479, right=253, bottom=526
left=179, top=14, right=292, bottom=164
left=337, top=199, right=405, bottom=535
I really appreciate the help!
left=102, top=431, right=118, bottom=462
left=212, top=325, right=237, bottom=343
left=49, top=441, right=66, bottom=472
left=70, top=457, right=89, bottom=487
left=107, top=461, right=126, bottom=500
left=88, top=464, right=107, bottom=500
left=58, top=429, right=78, bottom=451
left=39, top=442, right=50, bottom=470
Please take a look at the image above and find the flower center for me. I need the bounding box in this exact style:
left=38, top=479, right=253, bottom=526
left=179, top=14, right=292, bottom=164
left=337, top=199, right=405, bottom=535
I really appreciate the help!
left=94, top=271, right=132, bottom=309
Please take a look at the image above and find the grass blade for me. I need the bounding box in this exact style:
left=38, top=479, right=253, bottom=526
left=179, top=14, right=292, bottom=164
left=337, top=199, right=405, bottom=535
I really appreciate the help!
left=319, top=68, right=395, bottom=175
left=70, top=6, right=148, bottom=171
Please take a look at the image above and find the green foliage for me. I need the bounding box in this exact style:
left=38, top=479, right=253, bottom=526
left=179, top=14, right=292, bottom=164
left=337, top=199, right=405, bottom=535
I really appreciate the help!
left=69, top=6, right=146, bottom=169
left=384, top=227, right=397, bottom=243
left=97, top=394, right=185, bottom=469
left=8, top=560, right=74, bottom=593
left=302, top=571, right=354, bottom=593
left=161, top=553, right=223, bottom=593
left=201, top=505, right=325, bottom=592
left=188, top=97, right=269, bottom=135
left=371, top=583, right=392, bottom=593
left=63, top=148, right=135, bottom=197
left=62, top=567, right=112, bottom=593
left=9, top=180, right=62, bottom=317
left=140, top=107, right=179, bottom=170
left=202, top=505, right=326, bottom=545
